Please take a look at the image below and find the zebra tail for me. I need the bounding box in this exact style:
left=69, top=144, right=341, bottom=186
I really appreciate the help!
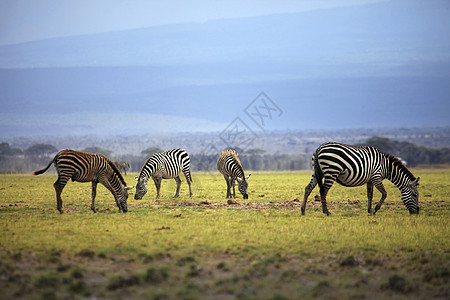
left=32, top=156, right=56, bottom=175
left=313, top=152, right=324, bottom=189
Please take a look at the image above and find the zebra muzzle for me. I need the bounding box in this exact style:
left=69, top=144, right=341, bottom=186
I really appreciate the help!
left=409, top=207, right=419, bottom=215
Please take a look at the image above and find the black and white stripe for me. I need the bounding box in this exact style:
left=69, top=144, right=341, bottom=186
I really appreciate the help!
left=217, top=149, right=251, bottom=199
left=135, top=148, right=192, bottom=199
left=33, top=149, right=133, bottom=213
left=302, top=142, right=420, bottom=215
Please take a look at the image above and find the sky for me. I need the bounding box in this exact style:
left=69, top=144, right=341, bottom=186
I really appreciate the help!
left=0, top=0, right=449, bottom=138
left=0, top=0, right=385, bottom=45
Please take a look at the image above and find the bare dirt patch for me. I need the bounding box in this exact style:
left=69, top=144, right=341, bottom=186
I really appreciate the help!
left=130, top=197, right=450, bottom=215
left=132, top=198, right=396, bottom=211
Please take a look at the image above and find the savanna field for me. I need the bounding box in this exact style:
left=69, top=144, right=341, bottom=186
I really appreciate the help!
left=0, top=169, right=449, bottom=299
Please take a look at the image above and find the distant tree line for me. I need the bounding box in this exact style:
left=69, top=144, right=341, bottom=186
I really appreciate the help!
left=0, top=143, right=59, bottom=173
left=1, top=137, right=449, bottom=173
left=358, top=136, right=450, bottom=166
left=189, top=150, right=310, bottom=172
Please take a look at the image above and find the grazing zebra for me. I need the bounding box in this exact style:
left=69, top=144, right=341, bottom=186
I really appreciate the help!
left=114, top=161, right=130, bottom=175
left=135, top=148, right=193, bottom=200
left=217, top=149, right=251, bottom=199
left=302, top=142, right=420, bottom=216
left=33, top=149, right=134, bottom=213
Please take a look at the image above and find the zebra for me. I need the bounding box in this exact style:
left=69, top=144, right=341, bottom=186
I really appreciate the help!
left=135, top=148, right=193, bottom=200
left=32, top=149, right=134, bottom=213
left=217, top=149, right=251, bottom=199
left=302, top=142, right=420, bottom=216
left=114, top=161, right=130, bottom=175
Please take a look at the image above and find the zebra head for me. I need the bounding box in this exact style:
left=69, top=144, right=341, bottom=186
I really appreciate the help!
left=237, top=174, right=251, bottom=199
left=119, top=185, right=134, bottom=213
left=134, top=176, right=149, bottom=200
left=402, top=177, right=420, bottom=214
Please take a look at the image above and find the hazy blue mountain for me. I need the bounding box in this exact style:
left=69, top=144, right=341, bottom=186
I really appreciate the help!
left=0, top=0, right=449, bottom=136
left=1, top=0, right=448, bottom=69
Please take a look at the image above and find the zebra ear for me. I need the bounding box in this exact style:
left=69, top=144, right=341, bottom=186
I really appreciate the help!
left=414, top=177, right=420, bottom=186
left=125, top=186, right=134, bottom=191
left=237, top=177, right=243, bottom=182
left=135, top=176, right=139, bottom=181
left=246, top=174, right=251, bottom=181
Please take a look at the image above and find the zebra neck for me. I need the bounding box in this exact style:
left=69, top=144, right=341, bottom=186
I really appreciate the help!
left=385, top=156, right=415, bottom=190
left=139, top=170, right=151, bottom=180
left=107, top=159, right=127, bottom=186
left=109, top=173, right=125, bottom=196
left=140, top=167, right=155, bottom=179
left=234, top=167, right=245, bottom=179
left=389, top=173, right=409, bottom=191
left=139, top=160, right=157, bottom=179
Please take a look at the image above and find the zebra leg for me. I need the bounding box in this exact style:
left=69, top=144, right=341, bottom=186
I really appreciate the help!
left=301, top=174, right=317, bottom=215
left=320, top=175, right=336, bottom=216
left=367, top=182, right=374, bottom=214
left=320, top=187, right=331, bottom=216
left=53, top=176, right=67, bottom=214
left=153, top=177, right=162, bottom=199
left=373, top=181, right=387, bottom=215
left=232, top=178, right=236, bottom=199
left=184, top=173, right=193, bottom=197
left=91, top=181, right=98, bottom=213
left=174, top=176, right=181, bottom=197
left=224, top=175, right=231, bottom=198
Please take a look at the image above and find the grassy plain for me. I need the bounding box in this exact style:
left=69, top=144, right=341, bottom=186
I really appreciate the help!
left=0, top=169, right=449, bottom=299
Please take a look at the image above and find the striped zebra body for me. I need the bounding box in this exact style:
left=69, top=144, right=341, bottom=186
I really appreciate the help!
left=302, top=142, right=420, bottom=215
left=33, top=149, right=133, bottom=213
left=217, top=150, right=250, bottom=199
left=135, top=148, right=192, bottom=199
left=114, top=161, right=130, bottom=175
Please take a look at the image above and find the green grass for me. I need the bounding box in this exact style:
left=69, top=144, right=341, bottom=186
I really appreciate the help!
left=0, top=169, right=449, bottom=299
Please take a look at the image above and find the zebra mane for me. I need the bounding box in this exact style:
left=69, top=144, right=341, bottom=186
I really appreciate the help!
left=107, top=159, right=127, bottom=186
left=383, top=152, right=416, bottom=182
